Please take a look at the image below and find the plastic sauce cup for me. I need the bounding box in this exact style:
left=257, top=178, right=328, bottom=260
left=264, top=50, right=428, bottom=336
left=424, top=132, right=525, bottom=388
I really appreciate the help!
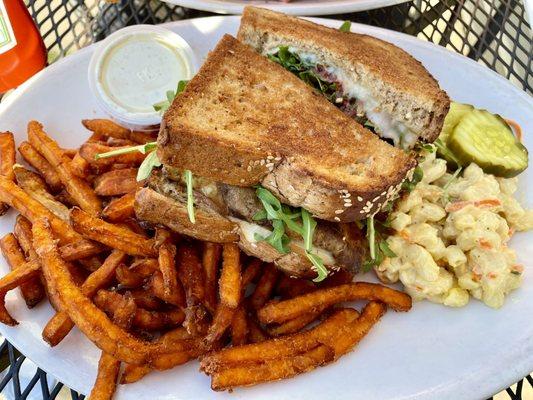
left=88, top=25, right=197, bottom=131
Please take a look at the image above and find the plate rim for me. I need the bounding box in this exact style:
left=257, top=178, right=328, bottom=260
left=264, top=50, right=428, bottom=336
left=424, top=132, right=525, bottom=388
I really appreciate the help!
left=158, top=0, right=412, bottom=15
left=0, top=15, right=531, bottom=399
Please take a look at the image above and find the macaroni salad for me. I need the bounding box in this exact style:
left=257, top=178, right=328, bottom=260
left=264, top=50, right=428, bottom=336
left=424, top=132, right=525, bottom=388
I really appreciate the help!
left=375, top=148, right=532, bottom=308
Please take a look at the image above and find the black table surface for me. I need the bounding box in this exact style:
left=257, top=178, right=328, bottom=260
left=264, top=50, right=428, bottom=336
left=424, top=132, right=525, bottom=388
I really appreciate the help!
left=0, top=1, right=531, bottom=399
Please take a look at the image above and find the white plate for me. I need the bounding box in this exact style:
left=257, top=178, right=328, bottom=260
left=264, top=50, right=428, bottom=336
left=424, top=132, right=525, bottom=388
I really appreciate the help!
left=163, top=0, right=411, bottom=15
left=0, top=16, right=532, bottom=400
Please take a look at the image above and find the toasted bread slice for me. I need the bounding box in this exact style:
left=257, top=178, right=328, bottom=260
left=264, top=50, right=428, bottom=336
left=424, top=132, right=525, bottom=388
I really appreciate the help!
left=158, top=35, right=415, bottom=222
left=135, top=188, right=238, bottom=243
left=238, top=6, right=450, bottom=145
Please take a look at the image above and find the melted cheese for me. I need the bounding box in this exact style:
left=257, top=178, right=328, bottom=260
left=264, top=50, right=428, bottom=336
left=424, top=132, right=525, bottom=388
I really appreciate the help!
left=267, top=46, right=418, bottom=149
left=229, top=217, right=336, bottom=265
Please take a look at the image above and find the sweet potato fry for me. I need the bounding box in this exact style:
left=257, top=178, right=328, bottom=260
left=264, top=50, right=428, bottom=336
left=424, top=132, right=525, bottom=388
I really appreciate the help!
left=101, top=192, right=135, bottom=222
left=121, top=363, right=152, bottom=384
left=202, top=242, right=221, bottom=313
left=249, top=263, right=279, bottom=310
left=79, top=142, right=147, bottom=168
left=218, top=243, right=241, bottom=308
left=58, top=240, right=104, bottom=261
left=200, top=308, right=358, bottom=372
left=89, top=352, right=121, bottom=400
left=77, top=256, right=102, bottom=272
left=122, top=328, right=200, bottom=382
left=18, top=141, right=62, bottom=192
left=276, top=274, right=316, bottom=299
left=0, top=132, right=16, bottom=182
left=133, top=308, right=185, bottom=331
left=177, top=244, right=208, bottom=335
left=205, top=304, right=236, bottom=345
left=28, top=121, right=102, bottom=215
left=71, top=152, right=91, bottom=178
left=231, top=306, right=248, bottom=346
left=0, top=292, right=17, bottom=326
left=0, top=233, right=44, bottom=308
left=156, top=229, right=179, bottom=300
left=94, top=168, right=139, bottom=196
left=32, top=218, right=158, bottom=364
left=0, top=176, right=81, bottom=245
left=0, top=257, right=41, bottom=324
left=110, top=292, right=137, bottom=330
left=241, top=258, right=262, bottom=288
left=54, top=189, right=77, bottom=207
left=160, top=326, right=193, bottom=342
left=210, top=344, right=334, bottom=391
left=247, top=317, right=269, bottom=343
left=329, top=301, right=386, bottom=359
left=258, top=282, right=412, bottom=324
left=149, top=350, right=196, bottom=371
left=20, top=224, right=67, bottom=314
left=150, top=271, right=185, bottom=307
left=42, top=250, right=125, bottom=346
left=106, top=138, right=137, bottom=147
left=62, top=148, right=77, bottom=158
left=94, top=290, right=185, bottom=331
left=268, top=306, right=328, bottom=337
left=116, top=258, right=158, bottom=287
left=82, top=119, right=155, bottom=144
left=177, top=245, right=205, bottom=302
left=127, top=288, right=163, bottom=310
left=14, top=166, right=70, bottom=221
left=70, top=207, right=156, bottom=257
left=0, top=259, right=41, bottom=293
left=0, top=132, right=15, bottom=215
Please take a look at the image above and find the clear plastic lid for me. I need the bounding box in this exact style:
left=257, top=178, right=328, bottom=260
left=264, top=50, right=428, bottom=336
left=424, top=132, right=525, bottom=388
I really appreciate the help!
left=88, top=25, right=197, bottom=131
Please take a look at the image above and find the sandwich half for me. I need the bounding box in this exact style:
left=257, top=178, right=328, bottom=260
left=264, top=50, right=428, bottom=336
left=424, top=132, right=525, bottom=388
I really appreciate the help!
left=135, top=34, right=415, bottom=279
left=156, top=34, right=415, bottom=223
left=238, top=6, right=450, bottom=148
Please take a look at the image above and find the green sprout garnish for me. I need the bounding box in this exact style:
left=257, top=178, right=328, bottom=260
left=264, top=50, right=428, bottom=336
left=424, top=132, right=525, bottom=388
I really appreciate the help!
left=442, top=166, right=463, bottom=204
left=137, top=150, right=161, bottom=181
left=302, top=208, right=327, bottom=282
left=268, top=47, right=340, bottom=104
left=362, top=214, right=397, bottom=272
left=184, top=169, right=195, bottom=224
left=153, top=80, right=189, bottom=114
left=254, top=186, right=326, bottom=282
left=95, top=141, right=161, bottom=181
left=434, top=138, right=462, bottom=167
left=95, top=141, right=157, bottom=159
left=339, top=21, right=352, bottom=32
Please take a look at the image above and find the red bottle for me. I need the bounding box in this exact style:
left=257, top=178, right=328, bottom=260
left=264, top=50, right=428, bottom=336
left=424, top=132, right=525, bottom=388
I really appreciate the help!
left=0, top=0, right=46, bottom=93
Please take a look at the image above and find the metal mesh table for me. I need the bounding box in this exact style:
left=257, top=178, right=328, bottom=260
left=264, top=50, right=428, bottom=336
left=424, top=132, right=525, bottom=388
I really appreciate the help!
left=0, top=0, right=531, bottom=399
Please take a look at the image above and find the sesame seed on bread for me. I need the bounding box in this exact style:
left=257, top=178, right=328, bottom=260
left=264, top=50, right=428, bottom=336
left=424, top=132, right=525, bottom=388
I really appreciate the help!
left=158, top=35, right=416, bottom=222
left=237, top=6, right=450, bottom=143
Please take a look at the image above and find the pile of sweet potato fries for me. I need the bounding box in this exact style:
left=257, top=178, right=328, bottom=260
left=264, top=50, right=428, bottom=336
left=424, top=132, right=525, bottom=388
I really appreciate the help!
left=0, top=120, right=412, bottom=399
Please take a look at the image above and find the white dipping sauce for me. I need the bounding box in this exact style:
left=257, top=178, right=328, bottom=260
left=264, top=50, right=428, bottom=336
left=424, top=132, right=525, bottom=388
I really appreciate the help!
left=88, top=25, right=197, bottom=129
left=99, top=36, right=186, bottom=114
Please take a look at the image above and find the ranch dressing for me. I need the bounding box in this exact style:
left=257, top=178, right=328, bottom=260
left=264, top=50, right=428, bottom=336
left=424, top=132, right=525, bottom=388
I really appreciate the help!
left=88, top=25, right=197, bottom=129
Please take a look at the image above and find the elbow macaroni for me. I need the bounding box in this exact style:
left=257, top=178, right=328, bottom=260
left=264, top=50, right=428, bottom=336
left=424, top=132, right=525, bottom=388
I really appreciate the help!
left=375, top=149, right=532, bottom=309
